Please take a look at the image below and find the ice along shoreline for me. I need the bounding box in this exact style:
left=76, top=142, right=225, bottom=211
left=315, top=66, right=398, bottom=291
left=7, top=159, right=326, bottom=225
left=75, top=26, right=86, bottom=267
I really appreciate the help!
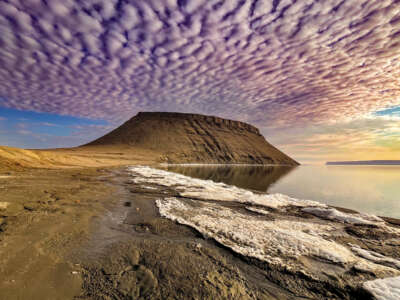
left=128, top=165, right=400, bottom=300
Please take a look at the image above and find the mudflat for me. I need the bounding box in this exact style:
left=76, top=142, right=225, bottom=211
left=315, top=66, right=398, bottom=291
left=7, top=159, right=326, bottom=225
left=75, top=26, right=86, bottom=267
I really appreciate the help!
left=1, top=165, right=400, bottom=300
left=0, top=167, right=118, bottom=299
left=0, top=167, right=293, bottom=299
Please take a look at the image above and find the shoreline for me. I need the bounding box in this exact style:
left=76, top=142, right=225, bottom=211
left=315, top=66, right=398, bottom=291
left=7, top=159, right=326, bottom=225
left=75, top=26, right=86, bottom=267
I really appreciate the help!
left=0, top=165, right=399, bottom=299
left=159, top=163, right=299, bottom=167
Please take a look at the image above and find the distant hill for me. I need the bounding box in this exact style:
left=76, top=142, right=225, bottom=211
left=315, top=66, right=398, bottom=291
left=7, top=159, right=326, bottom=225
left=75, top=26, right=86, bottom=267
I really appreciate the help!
left=326, top=160, right=400, bottom=165
left=85, top=112, right=299, bottom=165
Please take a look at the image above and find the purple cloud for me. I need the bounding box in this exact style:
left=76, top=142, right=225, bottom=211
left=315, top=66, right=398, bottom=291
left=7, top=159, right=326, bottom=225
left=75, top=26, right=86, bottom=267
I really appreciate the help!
left=0, top=0, right=399, bottom=129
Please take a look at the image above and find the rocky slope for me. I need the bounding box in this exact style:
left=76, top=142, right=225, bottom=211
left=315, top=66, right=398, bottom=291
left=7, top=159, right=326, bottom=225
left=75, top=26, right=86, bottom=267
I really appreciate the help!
left=85, top=112, right=298, bottom=165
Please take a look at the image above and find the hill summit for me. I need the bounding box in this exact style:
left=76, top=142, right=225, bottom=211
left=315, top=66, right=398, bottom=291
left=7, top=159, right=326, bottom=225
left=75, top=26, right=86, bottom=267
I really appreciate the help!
left=85, top=112, right=298, bottom=165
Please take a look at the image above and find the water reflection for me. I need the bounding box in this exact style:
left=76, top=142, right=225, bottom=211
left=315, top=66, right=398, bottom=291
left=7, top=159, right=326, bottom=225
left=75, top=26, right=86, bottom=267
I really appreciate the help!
left=160, top=165, right=296, bottom=192
left=160, top=165, right=400, bottom=218
left=269, top=165, right=400, bottom=218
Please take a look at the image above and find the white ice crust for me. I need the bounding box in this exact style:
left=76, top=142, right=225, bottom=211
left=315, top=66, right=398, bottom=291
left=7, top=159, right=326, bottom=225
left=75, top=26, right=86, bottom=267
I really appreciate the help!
left=302, top=207, right=384, bottom=225
left=364, top=276, right=400, bottom=300
left=130, top=166, right=383, bottom=225
left=351, top=245, right=400, bottom=269
left=155, top=197, right=400, bottom=275
left=129, top=166, right=325, bottom=209
left=245, top=206, right=270, bottom=215
left=156, top=197, right=353, bottom=266
left=129, top=166, right=400, bottom=285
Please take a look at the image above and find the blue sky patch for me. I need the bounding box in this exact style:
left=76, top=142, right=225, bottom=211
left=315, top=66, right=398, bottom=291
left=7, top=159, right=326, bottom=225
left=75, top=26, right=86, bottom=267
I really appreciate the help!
left=374, top=106, right=400, bottom=118
left=0, top=106, right=110, bottom=149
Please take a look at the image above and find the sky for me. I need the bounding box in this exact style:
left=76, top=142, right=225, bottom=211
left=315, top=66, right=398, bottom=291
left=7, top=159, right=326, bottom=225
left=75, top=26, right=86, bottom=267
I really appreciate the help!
left=0, top=0, right=399, bottom=163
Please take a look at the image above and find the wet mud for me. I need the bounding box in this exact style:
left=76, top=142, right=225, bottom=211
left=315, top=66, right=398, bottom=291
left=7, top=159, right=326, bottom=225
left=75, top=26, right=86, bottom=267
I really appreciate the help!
left=1, top=167, right=399, bottom=299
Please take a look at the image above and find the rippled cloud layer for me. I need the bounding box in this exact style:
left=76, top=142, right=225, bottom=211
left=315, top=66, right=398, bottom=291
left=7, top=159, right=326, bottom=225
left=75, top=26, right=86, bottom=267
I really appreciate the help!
left=265, top=117, right=400, bottom=163
left=1, top=0, right=400, bottom=128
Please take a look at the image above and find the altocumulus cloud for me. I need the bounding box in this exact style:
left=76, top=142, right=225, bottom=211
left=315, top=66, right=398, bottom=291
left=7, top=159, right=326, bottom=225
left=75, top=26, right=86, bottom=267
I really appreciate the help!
left=0, top=0, right=400, bottom=128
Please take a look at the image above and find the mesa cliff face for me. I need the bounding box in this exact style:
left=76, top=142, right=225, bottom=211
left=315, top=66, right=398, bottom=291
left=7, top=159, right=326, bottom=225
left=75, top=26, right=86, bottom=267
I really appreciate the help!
left=85, top=112, right=299, bottom=165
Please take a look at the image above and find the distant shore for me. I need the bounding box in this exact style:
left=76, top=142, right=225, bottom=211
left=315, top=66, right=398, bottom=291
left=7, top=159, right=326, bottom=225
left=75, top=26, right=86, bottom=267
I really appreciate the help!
left=326, top=160, right=400, bottom=165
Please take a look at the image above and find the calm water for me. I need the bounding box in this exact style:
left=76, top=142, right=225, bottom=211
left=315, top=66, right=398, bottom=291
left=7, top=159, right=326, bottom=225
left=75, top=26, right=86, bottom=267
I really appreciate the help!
left=160, top=165, right=400, bottom=218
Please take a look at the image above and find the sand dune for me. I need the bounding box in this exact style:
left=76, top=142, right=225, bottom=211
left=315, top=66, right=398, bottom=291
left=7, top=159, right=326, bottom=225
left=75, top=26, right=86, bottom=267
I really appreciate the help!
left=0, top=145, right=158, bottom=171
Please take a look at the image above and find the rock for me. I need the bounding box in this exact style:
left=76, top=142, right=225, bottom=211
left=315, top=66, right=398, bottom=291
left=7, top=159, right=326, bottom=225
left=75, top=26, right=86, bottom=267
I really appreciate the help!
left=23, top=202, right=41, bottom=211
left=126, top=249, right=140, bottom=266
left=118, top=265, right=158, bottom=299
left=102, top=249, right=140, bottom=275
left=102, top=257, right=125, bottom=275
left=206, top=271, right=250, bottom=299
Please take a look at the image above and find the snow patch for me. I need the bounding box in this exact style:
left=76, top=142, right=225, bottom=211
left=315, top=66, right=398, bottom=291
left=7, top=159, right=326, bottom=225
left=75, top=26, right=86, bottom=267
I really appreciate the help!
left=364, top=276, right=400, bottom=300
left=129, top=166, right=325, bottom=209
left=245, top=206, right=270, bottom=215
left=302, top=207, right=384, bottom=225
left=142, top=185, right=158, bottom=190
left=156, top=197, right=357, bottom=267
left=351, top=245, right=400, bottom=270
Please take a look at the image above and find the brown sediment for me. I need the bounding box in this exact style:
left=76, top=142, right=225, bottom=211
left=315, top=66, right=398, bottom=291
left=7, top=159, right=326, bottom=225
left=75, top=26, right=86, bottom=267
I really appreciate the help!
left=0, top=166, right=399, bottom=300
left=0, top=145, right=160, bottom=172
left=0, top=167, right=293, bottom=299
left=0, top=167, right=118, bottom=299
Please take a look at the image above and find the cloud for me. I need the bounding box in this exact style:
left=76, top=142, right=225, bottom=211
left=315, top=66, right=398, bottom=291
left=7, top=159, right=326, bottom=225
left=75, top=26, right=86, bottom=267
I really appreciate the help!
left=0, top=0, right=399, bottom=129
left=263, top=117, right=400, bottom=163
left=39, top=122, right=60, bottom=127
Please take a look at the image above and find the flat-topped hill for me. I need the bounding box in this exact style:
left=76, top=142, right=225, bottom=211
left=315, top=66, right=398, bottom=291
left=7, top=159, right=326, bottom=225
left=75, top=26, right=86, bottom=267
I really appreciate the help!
left=85, top=112, right=298, bottom=165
